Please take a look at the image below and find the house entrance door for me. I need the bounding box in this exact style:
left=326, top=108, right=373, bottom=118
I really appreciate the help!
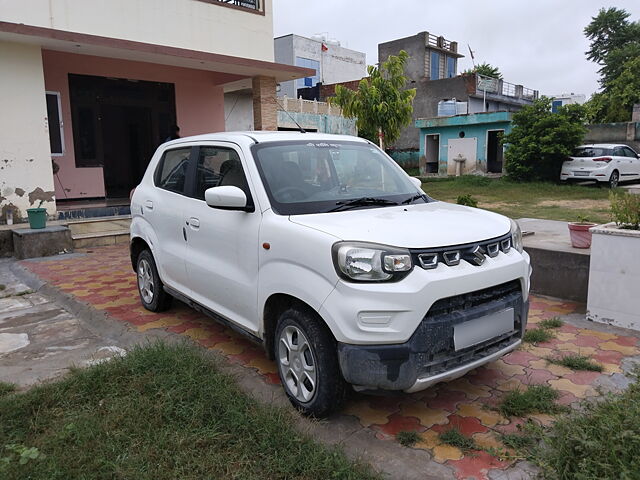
left=69, top=74, right=177, bottom=199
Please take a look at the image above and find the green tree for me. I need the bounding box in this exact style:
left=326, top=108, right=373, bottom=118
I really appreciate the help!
left=587, top=57, right=640, bottom=123
left=329, top=51, right=416, bottom=149
left=504, top=97, right=587, bottom=182
left=584, top=7, right=640, bottom=122
left=463, top=62, right=503, bottom=79
left=584, top=7, right=640, bottom=88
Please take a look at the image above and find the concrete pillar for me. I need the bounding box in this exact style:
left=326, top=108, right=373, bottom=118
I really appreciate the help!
left=252, top=75, right=277, bottom=131
left=515, top=85, right=523, bottom=99
left=0, top=41, right=55, bottom=222
left=632, top=104, right=640, bottom=123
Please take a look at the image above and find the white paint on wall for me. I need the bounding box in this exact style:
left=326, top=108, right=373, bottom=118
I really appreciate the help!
left=275, top=34, right=366, bottom=98
left=0, top=0, right=274, bottom=62
left=0, top=41, right=55, bottom=221
left=224, top=92, right=254, bottom=131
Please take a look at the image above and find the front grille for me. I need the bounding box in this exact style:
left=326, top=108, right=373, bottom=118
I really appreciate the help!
left=410, top=232, right=513, bottom=269
left=410, top=280, right=524, bottom=378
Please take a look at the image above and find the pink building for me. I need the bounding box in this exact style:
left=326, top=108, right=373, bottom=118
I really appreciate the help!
left=0, top=0, right=311, bottom=218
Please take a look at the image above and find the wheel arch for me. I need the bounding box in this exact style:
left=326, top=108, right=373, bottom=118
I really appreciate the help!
left=262, top=293, right=334, bottom=360
left=130, top=236, right=151, bottom=272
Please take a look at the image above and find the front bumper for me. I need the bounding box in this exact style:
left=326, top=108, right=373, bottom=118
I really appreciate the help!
left=337, top=280, right=529, bottom=392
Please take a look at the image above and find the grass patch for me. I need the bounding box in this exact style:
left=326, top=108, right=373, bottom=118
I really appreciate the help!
left=538, top=317, right=563, bottom=329
left=438, top=428, right=477, bottom=451
left=0, top=382, right=16, bottom=398
left=420, top=176, right=616, bottom=223
left=0, top=342, right=378, bottom=480
left=501, top=432, right=537, bottom=451
left=532, top=371, right=640, bottom=478
left=523, top=327, right=555, bottom=344
left=499, top=384, right=565, bottom=417
left=547, top=354, right=603, bottom=372
left=396, top=431, right=420, bottom=447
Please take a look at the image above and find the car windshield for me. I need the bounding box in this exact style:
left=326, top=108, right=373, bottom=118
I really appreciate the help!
left=251, top=140, right=427, bottom=215
left=573, top=147, right=614, bottom=157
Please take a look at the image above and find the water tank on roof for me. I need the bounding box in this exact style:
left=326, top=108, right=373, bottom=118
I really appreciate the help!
left=438, top=100, right=457, bottom=117
left=437, top=100, right=468, bottom=117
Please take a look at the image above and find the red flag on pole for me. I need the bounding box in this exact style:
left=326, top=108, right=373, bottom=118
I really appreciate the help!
left=321, top=43, right=328, bottom=52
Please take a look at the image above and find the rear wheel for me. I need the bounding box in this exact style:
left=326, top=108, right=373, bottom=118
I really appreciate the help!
left=136, top=249, right=172, bottom=312
left=274, top=308, right=346, bottom=417
left=609, top=170, right=620, bottom=188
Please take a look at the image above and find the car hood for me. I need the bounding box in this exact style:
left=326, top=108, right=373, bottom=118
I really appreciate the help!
left=289, top=201, right=511, bottom=248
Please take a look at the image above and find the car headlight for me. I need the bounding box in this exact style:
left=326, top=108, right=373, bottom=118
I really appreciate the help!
left=510, top=219, right=524, bottom=253
left=332, top=242, right=412, bottom=282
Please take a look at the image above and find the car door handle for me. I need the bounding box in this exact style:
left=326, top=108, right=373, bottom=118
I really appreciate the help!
left=144, top=200, right=153, bottom=210
left=188, top=217, right=200, bottom=229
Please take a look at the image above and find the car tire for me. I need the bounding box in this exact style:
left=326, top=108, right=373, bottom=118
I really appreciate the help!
left=274, top=308, right=346, bottom=417
left=136, top=249, right=172, bottom=312
left=609, top=170, right=620, bottom=188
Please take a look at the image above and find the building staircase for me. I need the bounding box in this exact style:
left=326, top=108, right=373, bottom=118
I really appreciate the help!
left=66, top=215, right=131, bottom=248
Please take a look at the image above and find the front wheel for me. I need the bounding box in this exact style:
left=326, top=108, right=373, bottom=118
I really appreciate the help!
left=609, top=170, right=620, bottom=188
left=274, top=308, right=346, bottom=417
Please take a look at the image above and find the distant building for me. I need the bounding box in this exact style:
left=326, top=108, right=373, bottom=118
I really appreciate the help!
left=416, top=112, right=513, bottom=175
left=378, top=31, right=538, bottom=154
left=551, top=93, right=586, bottom=113
left=274, top=34, right=367, bottom=99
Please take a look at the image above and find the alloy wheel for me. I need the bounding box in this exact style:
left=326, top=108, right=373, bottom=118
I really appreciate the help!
left=278, top=325, right=317, bottom=403
left=137, top=258, right=155, bottom=304
left=610, top=171, right=619, bottom=188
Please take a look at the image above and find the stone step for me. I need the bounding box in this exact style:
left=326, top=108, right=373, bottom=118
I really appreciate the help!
left=71, top=230, right=130, bottom=249
left=66, top=215, right=131, bottom=236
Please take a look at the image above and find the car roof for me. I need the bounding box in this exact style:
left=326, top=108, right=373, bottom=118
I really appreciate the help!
left=577, top=144, right=631, bottom=149
left=162, top=131, right=369, bottom=147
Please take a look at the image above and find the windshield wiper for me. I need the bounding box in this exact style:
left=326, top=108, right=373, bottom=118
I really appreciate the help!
left=401, top=193, right=427, bottom=205
left=328, top=197, right=399, bottom=212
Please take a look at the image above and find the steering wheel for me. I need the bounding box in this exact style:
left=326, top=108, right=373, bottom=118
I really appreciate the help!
left=275, top=186, right=308, bottom=201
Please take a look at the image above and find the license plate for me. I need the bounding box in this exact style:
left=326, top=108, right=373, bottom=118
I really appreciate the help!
left=573, top=171, right=590, bottom=176
left=453, top=308, right=514, bottom=351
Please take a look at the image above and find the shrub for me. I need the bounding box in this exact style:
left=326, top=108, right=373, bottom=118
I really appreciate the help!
left=503, top=98, right=587, bottom=182
left=610, top=191, right=640, bottom=229
left=456, top=194, right=478, bottom=208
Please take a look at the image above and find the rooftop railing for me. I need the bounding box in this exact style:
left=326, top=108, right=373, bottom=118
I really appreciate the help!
left=476, top=74, right=539, bottom=101
left=427, top=33, right=456, bottom=53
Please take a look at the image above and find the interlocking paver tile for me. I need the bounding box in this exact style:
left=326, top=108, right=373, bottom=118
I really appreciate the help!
left=21, top=245, right=640, bottom=480
left=399, top=402, right=450, bottom=428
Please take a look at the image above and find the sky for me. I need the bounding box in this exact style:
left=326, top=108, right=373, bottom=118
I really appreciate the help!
left=272, top=0, right=640, bottom=98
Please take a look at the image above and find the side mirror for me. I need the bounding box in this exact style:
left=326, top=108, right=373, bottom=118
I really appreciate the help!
left=204, top=186, right=250, bottom=211
left=410, top=177, right=423, bottom=189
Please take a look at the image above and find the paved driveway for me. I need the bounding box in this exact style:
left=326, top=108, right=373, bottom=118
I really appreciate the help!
left=22, top=245, right=640, bottom=480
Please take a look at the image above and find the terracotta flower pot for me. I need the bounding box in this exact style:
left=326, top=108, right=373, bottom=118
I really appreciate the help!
left=568, top=222, right=596, bottom=248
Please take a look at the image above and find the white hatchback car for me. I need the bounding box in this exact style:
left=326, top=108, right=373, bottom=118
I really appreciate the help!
left=560, top=144, right=640, bottom=188
left=130, top=132, right=531, bottom=416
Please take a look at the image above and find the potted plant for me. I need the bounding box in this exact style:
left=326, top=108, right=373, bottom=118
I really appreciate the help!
left=587, top=192, right=640, bottom=330
left=567, top=215, right=597, bottom=248
left=26, top=200, right=47, bottom=229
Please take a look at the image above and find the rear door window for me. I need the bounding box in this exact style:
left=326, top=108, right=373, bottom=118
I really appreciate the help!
left=155, top=148, right=192, bottom=194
